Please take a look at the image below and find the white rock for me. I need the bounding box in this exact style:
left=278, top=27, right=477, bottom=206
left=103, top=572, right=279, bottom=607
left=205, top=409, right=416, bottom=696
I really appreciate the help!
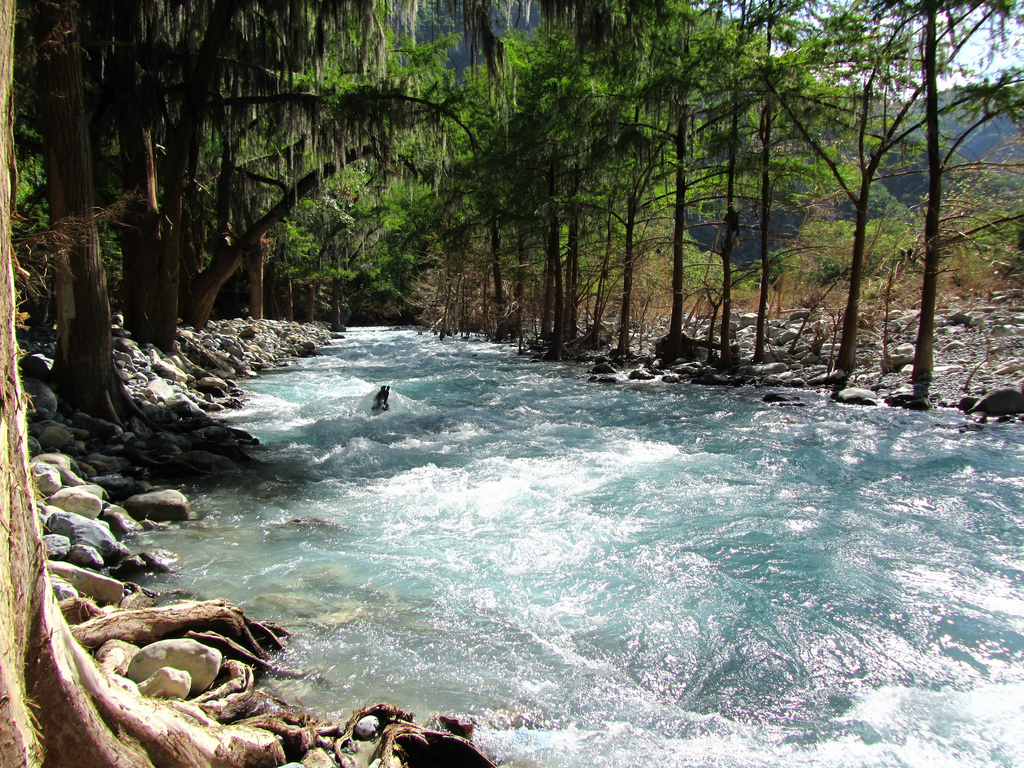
left=126, top=639, right=222, bottom=696
left=137, top=667, right=192, bottom=700
left=47, top=487, right=103, bottom=519
left=32, top=454, right=84, bottom=487
left=32, top=463, right=62, bottom=496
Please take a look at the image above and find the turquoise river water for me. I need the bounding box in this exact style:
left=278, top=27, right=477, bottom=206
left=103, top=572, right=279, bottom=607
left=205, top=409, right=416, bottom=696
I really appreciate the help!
left=135, top=326, right=1024, bottom=767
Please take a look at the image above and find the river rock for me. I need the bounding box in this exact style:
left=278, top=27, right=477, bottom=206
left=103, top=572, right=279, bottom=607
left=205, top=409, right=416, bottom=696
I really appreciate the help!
left=89, top=475, right=144, bottom=502
left=628, top=369, right=655, bottom=381
left=46, top=561, right=124, bottom=605
left=66, top=544, right=106, bottom=570
left=179, top=450, right=236, bottom=473
left=589, top=362, right=617, bottom=374
left=137, top=667, right=192, bottom=700
left=48, top=487, right=103, bottom=519
left=971, top=388, right=1024, bottom=416
left=301, top=748, right=337, bottom=768
left=834, top=387, right=880, bottom=406
left=46, top=510, right=120, bottom=560
left=20, top=354, right=53, bottom=381
left=43, top=534, right=71, bottom=560
left=32, top=462, right=62, bottom=496
left=32, top=454, right=85, bottom=487
left=126, top=639, right=222, bottom=696
left=22, top=377, right=58, bottom=414
left=101, top=505, right=144, bottom=535
left=123, top=489, right=191, bottom=521
left=354, top=715, right=380, bottom=740
left=38, top=423, right=74, bottom=451
left=195, top=376, right=229, bottom=395
left=71, top=413, right=124, bottom=441
left=50, top=575, right=78, bottom=601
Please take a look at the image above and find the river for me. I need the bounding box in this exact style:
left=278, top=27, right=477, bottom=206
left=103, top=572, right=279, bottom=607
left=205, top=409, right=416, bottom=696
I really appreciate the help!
left=135, top=326, right=1024, bottom=767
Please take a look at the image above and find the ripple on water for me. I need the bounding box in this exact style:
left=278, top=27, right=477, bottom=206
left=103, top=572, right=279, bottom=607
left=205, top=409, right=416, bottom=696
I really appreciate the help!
left=140, top=327, right=1024, bottom=768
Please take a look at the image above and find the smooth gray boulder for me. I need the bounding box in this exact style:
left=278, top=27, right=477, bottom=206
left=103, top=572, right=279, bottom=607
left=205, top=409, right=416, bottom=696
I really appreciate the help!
left=48, top=487, right=103, bottom=520
left=43, top=534, right=72, bottom=560
left=32, top=454, right=85, bottom=487
left=46, top=510, right=120, bottom=559
left=971, top=388, right=1024, bottom=416
left=126, top=639, right=222, bottom=696
left=22, top=377, right=58, bottom=413
left=123, top=489, right=191, bottom=521
left=66, top=544, right=105, bottom=570
left=50, top=575, right=78, bottom=601
left=38, top=424, right=73, bottom=451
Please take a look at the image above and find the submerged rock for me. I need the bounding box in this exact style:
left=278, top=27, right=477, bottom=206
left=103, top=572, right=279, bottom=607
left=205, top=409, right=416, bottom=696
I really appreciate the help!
left=834, top=387, right=880, bottom=406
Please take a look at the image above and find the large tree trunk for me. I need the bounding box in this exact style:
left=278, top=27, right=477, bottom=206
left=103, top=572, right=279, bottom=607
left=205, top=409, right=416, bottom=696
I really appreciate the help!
left=1, top=7, right=282, bottom=762
left=35, top=0, right=124, bottom=423
left=913, top=5, right=941, bottom=383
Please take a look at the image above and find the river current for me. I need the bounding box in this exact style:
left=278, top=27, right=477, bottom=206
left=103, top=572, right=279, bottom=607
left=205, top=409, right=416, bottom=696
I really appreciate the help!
left=136, top=326, right=1024, bottom=767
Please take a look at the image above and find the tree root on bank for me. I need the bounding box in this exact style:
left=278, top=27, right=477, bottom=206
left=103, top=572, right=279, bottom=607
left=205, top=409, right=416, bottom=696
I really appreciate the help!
left=63, top=596, right=499, bottom=767
left=70, top=598, right=288, bottom=656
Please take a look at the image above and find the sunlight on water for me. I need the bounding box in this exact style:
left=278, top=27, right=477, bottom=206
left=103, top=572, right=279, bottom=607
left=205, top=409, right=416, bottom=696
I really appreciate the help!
left=134, top=327, right=1024, bottom=767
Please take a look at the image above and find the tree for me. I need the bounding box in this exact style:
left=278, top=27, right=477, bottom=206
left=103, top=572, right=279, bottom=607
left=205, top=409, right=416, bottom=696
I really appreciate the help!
left=33, top=0, right=124, bottom=422
left=908, top=0, right=1024, bottom=381
left=772, top=3, right=923, bottom=373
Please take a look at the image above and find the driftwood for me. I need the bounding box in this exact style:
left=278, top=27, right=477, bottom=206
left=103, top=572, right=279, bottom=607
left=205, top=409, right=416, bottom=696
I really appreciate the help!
left=70, top=599, right=288, bottom=656
left=185, top=629, right=303, bottom=677
left=336, top=704, right=495, bottom=768
left=193, top=660, right=280, bottom=723
left=60, top=596, right=105, bottom=625
left=238, top=711, right=323, bottom=761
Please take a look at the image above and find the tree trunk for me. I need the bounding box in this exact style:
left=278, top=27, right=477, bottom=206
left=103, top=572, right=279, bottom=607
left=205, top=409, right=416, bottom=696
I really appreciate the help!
left=913, top=4, right=941, bottom=383
left=35, top=0, right=124, bottom=423
left=719, top=105, right=740, bottom=370
left=835, top=176, right=872, bottom=373
left=565, top=213, right=580, bottom=342
left=544, top=206, right=563, bottom=361
left=247, top=247, right=264, bottom=320
left=491, top=221, right=509, bottom=342
left=665, top=110, right=688, bottom=364
left=264, top=250, right=279, bottom=320
left=305, top=283, right=317, bottom=324
left=616, top=198, right=637, bottom=358
left=284, top=276, right=294, bottom=322
left=754, top=42, right=774, bottom=365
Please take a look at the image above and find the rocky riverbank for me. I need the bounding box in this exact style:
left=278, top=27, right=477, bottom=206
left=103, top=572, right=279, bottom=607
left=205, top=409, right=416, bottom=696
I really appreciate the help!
left=570, top=294, right=1024, bottom=419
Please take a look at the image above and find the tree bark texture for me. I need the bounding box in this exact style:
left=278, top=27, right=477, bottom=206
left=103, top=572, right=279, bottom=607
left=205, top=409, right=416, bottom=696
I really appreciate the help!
left=913, top=4, right=942, bottom=382
left=34, top=0, right=123, bottom=422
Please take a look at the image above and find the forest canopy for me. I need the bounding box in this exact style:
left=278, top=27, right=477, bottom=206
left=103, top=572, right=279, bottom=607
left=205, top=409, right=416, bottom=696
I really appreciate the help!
left=12, top=0, right=1024, bottom=389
